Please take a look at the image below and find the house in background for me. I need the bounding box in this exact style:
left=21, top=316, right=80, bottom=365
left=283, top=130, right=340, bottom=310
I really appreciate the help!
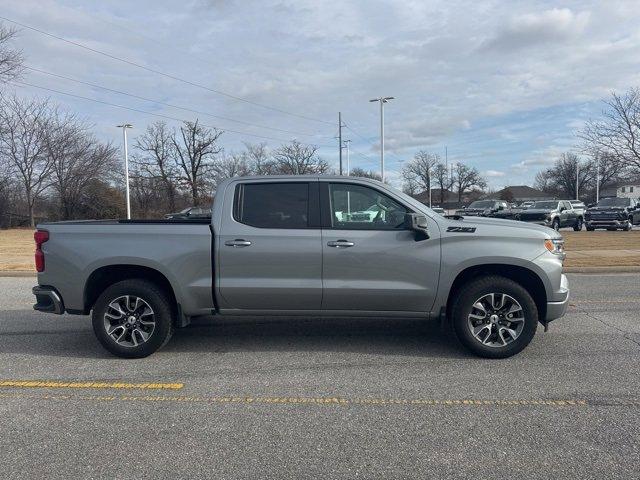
left=490, top=185, right=552, bottom=203
left=600, top=180, right=640, bottom=199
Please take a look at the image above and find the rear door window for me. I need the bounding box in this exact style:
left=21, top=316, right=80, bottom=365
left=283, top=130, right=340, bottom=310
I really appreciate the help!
left=235, top=183, right=310, bottom=229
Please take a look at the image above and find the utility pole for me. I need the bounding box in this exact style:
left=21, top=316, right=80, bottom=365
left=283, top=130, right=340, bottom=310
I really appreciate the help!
left=369, top=96, right=394, bottom=182
left=338, top=112, right=343, bottom=175
left=116, top=124, right=133, bottom=219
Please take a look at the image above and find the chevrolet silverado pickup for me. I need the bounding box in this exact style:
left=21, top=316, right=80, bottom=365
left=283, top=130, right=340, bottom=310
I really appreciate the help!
left=585, top=197, right=640, bottom=231
left=32, top=175, right=570, bottom=359
left=517, top=200, right=583, bottom=231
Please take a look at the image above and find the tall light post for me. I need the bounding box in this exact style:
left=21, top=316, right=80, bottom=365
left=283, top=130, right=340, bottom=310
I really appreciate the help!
left=343, top=139, right=351, bottom=176
left=369, top=96, right=394, bottom=182
left=117, top=124, right=133, bottom=219
left=596, top=155, right=600, bottom=203
left=576, top=161, right=580, bottom=201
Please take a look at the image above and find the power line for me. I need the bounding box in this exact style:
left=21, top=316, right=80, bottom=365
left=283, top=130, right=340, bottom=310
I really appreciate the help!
left=344, top=122, right=405, bottom=163
left=23, top=66, right=329, bottom=139
left=0, top=15, right=334, bottom=126
left=11, top=80, right=335, bottom=148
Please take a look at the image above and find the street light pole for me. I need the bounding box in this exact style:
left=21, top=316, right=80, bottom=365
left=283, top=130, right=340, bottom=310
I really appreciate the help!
left=369, top=96, right=394, bottom=182
left=596, top=155, right=600, bottom=203
left=576, top=161, right=580, bottom=201
left=117, top=124, right=133, bottom=219
left=343, top=139, right=351, bottom=176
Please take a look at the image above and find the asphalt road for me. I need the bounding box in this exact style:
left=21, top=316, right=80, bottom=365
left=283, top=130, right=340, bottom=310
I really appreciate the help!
left=1, top=274, right=639, bottom=479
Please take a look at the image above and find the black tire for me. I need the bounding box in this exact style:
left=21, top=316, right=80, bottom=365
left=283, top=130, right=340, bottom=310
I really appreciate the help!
left=551, top=218, right=560, bottom=231
left=623, top=219, right=632, bottom=231
left=573, top=217, right=583, bottom=231
left=586, top=225, right=595, bottom=231
left=451, top=276, right=538, bottom=359
left=92, top=279, right=174, bottom=358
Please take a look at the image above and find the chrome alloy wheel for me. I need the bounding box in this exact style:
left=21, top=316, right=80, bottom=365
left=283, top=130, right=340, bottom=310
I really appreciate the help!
left=103, top=295, right=156, bottom=348
left=467, top=293, right=525, bottom=348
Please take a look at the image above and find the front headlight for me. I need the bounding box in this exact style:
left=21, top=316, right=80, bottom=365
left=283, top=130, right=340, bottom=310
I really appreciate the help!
left=544, top=238, right=564, bottom=255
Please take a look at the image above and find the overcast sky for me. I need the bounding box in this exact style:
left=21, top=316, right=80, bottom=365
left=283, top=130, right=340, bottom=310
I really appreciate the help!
left=2, top=0, right=640, bottom=189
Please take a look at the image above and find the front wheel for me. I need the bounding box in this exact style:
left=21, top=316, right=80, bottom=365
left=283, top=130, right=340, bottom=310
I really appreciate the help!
left=551, top=218, right=560, bottom=231
left=451, top=276, right=538, bottom=359
left=586, top=225, right=595, bottom=231
left=622, top=219, right=632, bottom=231
left=92, top=279, right=174, bottom=358
left=573, top=217, right=583, bottom=231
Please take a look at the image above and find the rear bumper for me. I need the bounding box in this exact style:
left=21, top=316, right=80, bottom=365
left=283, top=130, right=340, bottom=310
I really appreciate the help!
left=32, top=286, right=65, bottom=315
left=545, top=274, right=569, bottom=322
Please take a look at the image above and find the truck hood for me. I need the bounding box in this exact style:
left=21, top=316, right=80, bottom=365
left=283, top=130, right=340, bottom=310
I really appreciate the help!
left=519, top=208, right=553, bottom=214
left=451, top=215, right=559, bottom=237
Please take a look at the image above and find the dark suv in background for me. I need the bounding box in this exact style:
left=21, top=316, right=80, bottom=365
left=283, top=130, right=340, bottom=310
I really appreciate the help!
left=585, top=197, right=640, bottom=231
left=455, top=200, right=508, bottom=217
left=517, top=200, right=583, bottom=231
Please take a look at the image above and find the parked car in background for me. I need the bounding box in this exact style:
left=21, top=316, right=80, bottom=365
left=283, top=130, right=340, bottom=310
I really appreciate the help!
left=455, top=200, right=508, bottom=217
left=517, top=200, right=583, bottom=231
left=584, top=197, right=640, bottom=231
left=431, top=207, right=445, bottom=215
left=489, top=203, right=522, bottom=220
left=519, top=201, right=535, bottom=209
left=164, top=206, right=212, bottom=219
left=32, top=175, right=569, bottom=360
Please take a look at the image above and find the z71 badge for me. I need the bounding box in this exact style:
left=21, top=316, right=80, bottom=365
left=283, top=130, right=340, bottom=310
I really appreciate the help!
left=446, top=226, right=477, bottom=233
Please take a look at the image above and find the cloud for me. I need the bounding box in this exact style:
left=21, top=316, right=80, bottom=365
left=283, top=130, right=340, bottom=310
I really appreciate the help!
left=483, top=170, right=505, bottom=178
left=481, top=8, right=591, bottom=52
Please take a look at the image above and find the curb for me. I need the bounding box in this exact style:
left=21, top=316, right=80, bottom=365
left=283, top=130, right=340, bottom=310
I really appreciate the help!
left=0, top=271, right=36, bottom=278
left=563, top=266, right=640, bottom=274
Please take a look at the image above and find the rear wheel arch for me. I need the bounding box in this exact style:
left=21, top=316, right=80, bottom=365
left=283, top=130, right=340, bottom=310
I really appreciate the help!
left=84, top=265, right=178, bottom=317
left=446, top=264, right=547, bottom=323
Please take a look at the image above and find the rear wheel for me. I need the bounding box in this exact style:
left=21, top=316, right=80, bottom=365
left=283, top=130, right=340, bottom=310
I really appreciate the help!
left=573, top=217, right=583, bottom=231
left=451, top=276, right=538, bottom=359
left=92, top=279, right=174, bottom=358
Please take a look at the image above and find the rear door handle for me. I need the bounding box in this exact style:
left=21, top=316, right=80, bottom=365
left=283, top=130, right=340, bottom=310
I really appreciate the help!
left=225, top=239, right=252, bottom=248
left=327, top=239, right=355, bottom=248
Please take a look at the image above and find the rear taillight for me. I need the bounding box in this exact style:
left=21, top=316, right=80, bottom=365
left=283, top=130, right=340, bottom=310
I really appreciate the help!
left=34, top=230, right=49, bottom=272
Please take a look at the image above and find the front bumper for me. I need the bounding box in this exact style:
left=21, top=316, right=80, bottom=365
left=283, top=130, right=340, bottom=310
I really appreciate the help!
left=586, top=219, right=626, bottom=227
left=545, top=274, right=569, bottom=323
left=32, top=285, right=65, bottom=314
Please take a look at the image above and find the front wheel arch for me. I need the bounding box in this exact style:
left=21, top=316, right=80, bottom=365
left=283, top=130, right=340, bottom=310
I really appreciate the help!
left=446, top=264, right=547, bottom=324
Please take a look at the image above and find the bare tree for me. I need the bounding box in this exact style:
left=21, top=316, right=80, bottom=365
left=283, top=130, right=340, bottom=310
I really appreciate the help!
left=212, top=152, right=252, bottom=189
left=452, top=163, right=487, bottom=202
left=133, top=121, right=179, bottom=211
left=432, top=163, right=454, bottom=205
left=46, top=116, right=119, bottom=220
left=580, top=88, right=640, bottom=174
left=534, top=151, right=620, bottom=201
left=172, top=120, right=223, bottom=206
left=271, top=140, right=329, bottom=175
left=0, top=24, right=23, bottom=84
left=349, top=167, right=382, bottom=181
left=243, top=142, right=276, bottom=175
left=0, top=95, right=55, bottom=226
left=402, top=150, right=440, bottom=201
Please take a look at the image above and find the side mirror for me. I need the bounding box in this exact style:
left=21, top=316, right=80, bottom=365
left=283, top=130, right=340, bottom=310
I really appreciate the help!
left=559, top=206, right=566, bottom=212
left=405, top=213, right=429, bottom=238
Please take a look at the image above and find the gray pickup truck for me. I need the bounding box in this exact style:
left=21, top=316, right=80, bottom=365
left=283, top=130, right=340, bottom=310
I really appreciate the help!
left=32, top=176, right=569, bottom=359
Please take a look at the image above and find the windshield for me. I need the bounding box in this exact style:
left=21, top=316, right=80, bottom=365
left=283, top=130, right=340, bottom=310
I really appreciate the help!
left=532, top=201, right=558, bottom=209
left=468, top=201, right=495, bottom=208
left=597, top=198, right=630, bottom=207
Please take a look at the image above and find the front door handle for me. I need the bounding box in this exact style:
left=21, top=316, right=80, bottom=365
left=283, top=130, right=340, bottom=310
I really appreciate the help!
left=327, top=239, right=355, bottom=248
left=225, top=239, right=252, bottom=248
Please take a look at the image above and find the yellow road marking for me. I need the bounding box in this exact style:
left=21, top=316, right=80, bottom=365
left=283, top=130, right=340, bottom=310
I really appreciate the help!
left=0, top=380, right=183, bottom=390
left=0, top=391, right=631, bottom=407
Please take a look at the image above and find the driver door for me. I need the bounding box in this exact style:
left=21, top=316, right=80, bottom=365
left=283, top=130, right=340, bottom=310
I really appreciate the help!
left=320, top=181, right=440, bottom=313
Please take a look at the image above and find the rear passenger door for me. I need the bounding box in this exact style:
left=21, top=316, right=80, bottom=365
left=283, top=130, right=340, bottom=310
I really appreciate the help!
left=217, top=181, right=322, bottom=311
left=561, top=201, right=574, bottom=227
